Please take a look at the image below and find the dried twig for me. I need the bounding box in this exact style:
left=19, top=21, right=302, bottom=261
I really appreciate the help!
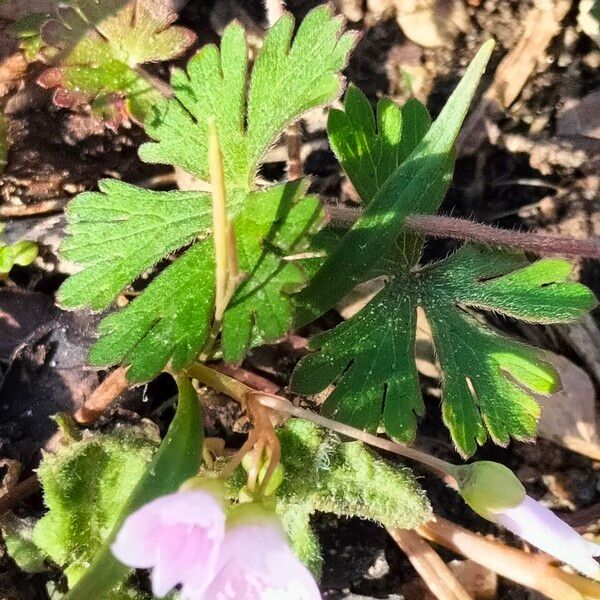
left=418, top=516, right=600, bottom=600
left=73, top=366, right=129, bottom=424
left=389, top=527, right=474, bottom=600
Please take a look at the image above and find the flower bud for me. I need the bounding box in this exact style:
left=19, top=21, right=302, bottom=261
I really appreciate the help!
left=453, top=460, right=525, bottom=520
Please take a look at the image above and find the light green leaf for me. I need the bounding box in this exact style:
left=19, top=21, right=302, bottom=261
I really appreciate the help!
left=89, top=240, right=215, bottom=382
left=64, top=377, right=203, bottom=600
left=224, top=419, right=431, bottom=577
left=399, top=97, right=431, bottom=162
left=327, top=86, right=402, bottom=203
left=32, top=425, right=159, bottom=585
left=140, top=5, right=355, bottom=189
left=293, top=245, right=597, bottom=456
left=222, top=180, right=323, bottom=362
left=59, top=179, right=214, bottom=310
left=59, top=7, right=347, bottom=380
left=295, top=40, right=495, bottom=326
left=11, top=240, right=38, bottom=266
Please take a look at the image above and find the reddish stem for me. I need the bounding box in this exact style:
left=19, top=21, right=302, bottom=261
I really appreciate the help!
left=405, top=214, right=600, bottom=259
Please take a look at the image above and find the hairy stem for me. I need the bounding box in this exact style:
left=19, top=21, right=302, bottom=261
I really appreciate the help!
left=406, top=214, right=600, bottom=259
left=325, top=206, right=600, bottom=259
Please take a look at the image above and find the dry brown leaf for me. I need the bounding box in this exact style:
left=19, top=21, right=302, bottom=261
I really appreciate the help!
left=536, top=353, right=600, bottom=461
left=578, top=0, right=600, bottom=47
left=457, top=0, right=573, bottom=155
left=419, top=516, right=600, bottom=600
left=367, top=0, right=468, bottom=47
left=389, top=527, right=474, bottom=600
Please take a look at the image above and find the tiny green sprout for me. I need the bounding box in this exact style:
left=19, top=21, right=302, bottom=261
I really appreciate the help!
left=0, top=226, right=38, bottom=275
left=452, top=460, right=526, bottom=520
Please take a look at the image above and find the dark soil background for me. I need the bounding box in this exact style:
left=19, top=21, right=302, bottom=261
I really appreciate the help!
left=0, top=0, right=599, bottom=598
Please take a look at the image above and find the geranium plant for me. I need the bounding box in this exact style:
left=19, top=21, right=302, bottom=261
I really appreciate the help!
left=3, top=3, right=600, bottom=599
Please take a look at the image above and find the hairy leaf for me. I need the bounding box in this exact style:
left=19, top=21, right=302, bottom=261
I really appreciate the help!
left=225, top=419, right=431, bottom=575
left=59, top=8, right=349, bottom=380
left=64, top=377, right=203, bottom=600
left=140, top=5, right=355, bottom=189
left=32, top=425, right=159, bottom=585
left=81, top=182, right=321, bottom=381
left=221, top=180, right=323, bottom=362
left=293, top=245, right=597, bottom=456
left=59, top=179, right=214, bottom=310
left=38, top=0, right=195, bottom=124
left=295, top=40, right=495, bottom=325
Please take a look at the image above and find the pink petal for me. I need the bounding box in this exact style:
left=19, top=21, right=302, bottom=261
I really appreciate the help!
left=495, top=496, right=600, bottom=578
left=186, top=522, right=321, bottom=600
left=111, top=490, right=226, bottom=598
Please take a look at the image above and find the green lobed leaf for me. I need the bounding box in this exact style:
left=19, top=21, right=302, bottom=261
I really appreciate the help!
left=293, top=245, right=597, bottom=456
left=59, top=7, right=349, bottom=380
left=59, top=179, right=214, bottom=310
left=89, top=240, right=215, bottom=382
left=38, top=0, right=195, bottom=124
left=328, top=86, right=403, bottom=203
left=221, top=180, right=323, bottom=362
left=140, top=5, right=356, bottom=190
left=294, top=40, right=495, bottom=326
left=83, top=181, right=321, bottom=381
left=64, top=377, right=203, bottom=600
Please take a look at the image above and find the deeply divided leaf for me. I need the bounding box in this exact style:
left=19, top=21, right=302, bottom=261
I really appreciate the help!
left=294, top=40, right=495, bottom=325
left=59, top=8, right=351, bottom=381
left=140, top=5, right=355, bottom=190
left=293, top=245, right=597, bottom=456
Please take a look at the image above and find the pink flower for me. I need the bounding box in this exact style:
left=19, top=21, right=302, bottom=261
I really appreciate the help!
left=111, top=490, right=226, bottom=597
left=493, top=495, right=600, bottom=579
left=189, top=516, right=321, bottom=600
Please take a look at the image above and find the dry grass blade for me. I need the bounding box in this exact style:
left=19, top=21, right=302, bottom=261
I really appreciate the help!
left=389, top=527, right=474, bottom=600
left=418, top=515, right=600, bottom=600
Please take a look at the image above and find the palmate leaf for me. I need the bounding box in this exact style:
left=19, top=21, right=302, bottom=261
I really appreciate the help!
left=295, top=41, right=495, bottom=325
left=88, top=182, right=322, bottom=381
left=292, top=245, right=597, bottom=456
left=59, top=8, right=351, bottom=382
left=140, top=5, right=356, bottom=190
left=38, top=0, right=196, bottom=124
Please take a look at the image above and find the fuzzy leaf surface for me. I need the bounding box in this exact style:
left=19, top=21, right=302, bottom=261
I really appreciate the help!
left=140, top=6, right=355, bottom=188
left=221, top=180, right=323, bottom=362
left=225, top=419, right=430, bottom=575
left=292, top=246, right=597, bottom=456
left=82, top=182, right=321, bottom=381
left=38, top=0, right=195, bottom=123
left=32, top=426, right=159, bottom=586
left=59, top=179, right=214, bottom=310
left=64, top=377, right=203, bottom=600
